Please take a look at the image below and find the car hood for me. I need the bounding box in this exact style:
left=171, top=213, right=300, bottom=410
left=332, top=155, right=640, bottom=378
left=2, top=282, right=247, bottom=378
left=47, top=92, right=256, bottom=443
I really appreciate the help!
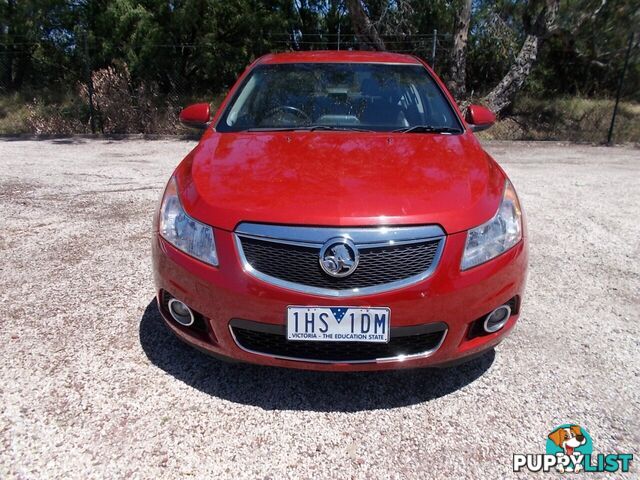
left=176, top=130, right=505, bottom=234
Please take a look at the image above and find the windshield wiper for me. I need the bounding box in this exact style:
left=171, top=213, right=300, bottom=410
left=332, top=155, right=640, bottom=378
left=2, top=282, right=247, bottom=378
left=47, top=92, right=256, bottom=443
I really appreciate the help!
left=244, top=127, right=302, bottom=132
left=243, top=125, right=375, bottom=133
left=305, top=125, right=375, bottom=132
left=393, top=125, right=463, bottom=134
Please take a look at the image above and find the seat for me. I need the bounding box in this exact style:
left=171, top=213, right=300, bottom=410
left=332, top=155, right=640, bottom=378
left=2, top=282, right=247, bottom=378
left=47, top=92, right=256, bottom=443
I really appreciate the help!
left=358, top=78, right=405, bottom=126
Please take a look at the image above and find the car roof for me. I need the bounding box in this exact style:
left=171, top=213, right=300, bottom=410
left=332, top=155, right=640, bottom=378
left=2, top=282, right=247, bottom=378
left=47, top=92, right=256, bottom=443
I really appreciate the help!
left=257, top=50, right=422, bottom=65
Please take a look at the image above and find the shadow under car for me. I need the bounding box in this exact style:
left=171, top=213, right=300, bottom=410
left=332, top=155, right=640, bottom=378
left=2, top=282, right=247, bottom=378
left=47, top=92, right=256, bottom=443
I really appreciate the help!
left=139, top=298, right=495, bottom=412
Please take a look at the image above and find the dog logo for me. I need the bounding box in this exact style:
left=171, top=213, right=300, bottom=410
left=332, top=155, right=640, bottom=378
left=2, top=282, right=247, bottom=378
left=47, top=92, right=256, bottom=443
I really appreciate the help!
left=514, top=423, right=633, bottom=474
left=546, top=425, right=590, bottom=473
left=319, top=237, right=359, bottom=278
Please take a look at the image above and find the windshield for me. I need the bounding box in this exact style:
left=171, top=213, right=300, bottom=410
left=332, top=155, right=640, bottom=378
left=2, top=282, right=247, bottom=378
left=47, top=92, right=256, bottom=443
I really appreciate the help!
left=217, top=63, right=463, bottom=133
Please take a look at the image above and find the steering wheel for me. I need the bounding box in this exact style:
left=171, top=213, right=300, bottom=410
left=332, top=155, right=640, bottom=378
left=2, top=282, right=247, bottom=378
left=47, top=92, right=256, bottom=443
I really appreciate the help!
left=262, top=105, right=312, bottom=124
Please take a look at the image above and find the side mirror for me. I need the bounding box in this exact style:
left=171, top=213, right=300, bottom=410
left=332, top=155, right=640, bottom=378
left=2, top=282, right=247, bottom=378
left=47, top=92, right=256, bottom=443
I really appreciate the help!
left=179, top=103, right=211, bottom=129
left=465, top=105, right=496, bottom=132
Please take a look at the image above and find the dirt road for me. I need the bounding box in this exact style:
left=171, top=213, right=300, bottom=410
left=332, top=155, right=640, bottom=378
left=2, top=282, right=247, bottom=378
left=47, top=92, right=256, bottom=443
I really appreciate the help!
left=0, top=138, right=638, bottom=479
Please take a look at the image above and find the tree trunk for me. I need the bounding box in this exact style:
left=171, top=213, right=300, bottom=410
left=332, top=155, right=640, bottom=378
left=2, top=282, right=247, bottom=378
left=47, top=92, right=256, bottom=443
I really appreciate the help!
left=482, top=35, right=540, bottom=113
left=482, top=0, right=559, bottom=114
left=345, top=0, right=386, bottom=51
left=447, top=0, right=472, bottom=99
left=2, top=0, right=16, bottom=90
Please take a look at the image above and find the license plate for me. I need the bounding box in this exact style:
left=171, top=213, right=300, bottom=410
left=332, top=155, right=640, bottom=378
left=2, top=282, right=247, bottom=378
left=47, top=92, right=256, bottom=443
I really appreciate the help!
left=286, top=306, right=390, bottom=343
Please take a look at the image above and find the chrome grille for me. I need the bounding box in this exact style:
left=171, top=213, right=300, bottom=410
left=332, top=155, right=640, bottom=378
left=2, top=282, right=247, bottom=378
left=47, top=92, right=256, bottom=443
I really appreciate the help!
left=240, top=237, right=440, bottom=289
left=235, top=223, right=445, bottom=296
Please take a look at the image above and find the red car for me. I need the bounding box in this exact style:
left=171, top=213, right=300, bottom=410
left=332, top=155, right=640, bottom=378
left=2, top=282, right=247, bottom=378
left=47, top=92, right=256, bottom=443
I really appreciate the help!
left=152, top=51, right=527, bottom=371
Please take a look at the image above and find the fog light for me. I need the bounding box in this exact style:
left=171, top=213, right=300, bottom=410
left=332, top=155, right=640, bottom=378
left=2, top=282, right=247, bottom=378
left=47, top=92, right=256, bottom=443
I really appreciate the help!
left=168, top=298, right=195, bottom=327
left=483, top=305, right=511, bottom=333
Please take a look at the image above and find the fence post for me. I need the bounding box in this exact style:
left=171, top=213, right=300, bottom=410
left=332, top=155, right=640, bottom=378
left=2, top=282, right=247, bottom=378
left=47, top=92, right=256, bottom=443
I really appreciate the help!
left=431, top=29, right=437, bottom=67
left=83, top=32, right=96, bottom=134
left=607, top=32, right=634, bottom=145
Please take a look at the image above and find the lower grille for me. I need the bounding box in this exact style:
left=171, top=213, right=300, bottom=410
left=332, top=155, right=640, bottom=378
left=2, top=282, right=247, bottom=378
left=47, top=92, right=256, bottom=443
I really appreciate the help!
left=230, top=319, right=447, bottom=363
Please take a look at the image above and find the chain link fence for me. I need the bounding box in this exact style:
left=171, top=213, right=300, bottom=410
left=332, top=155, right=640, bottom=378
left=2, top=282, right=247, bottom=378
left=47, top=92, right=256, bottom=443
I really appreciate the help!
left=0, top=32, right=638, bottom=142
left=0, top=32, right=454, bottom=135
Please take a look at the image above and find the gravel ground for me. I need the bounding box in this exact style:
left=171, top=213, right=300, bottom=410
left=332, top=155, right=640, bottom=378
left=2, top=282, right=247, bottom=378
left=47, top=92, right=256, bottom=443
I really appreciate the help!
left=0, top=138, right=638, bottom=479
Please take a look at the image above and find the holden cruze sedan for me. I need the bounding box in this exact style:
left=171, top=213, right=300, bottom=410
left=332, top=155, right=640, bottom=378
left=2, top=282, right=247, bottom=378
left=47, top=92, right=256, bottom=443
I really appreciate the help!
left=152, top=50, right=527, bottom=371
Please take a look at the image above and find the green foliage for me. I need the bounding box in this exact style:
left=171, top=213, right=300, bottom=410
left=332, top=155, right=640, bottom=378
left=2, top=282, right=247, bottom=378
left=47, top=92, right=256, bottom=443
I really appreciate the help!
left=1, top=0, right=637, bottom=99
left=88, top=0, right=297, bottom=92
left=0, top=0, right=637, bottom=135
left=465, top=0, right=525, bottom=96
left=526, top=0, right=639, bottom=100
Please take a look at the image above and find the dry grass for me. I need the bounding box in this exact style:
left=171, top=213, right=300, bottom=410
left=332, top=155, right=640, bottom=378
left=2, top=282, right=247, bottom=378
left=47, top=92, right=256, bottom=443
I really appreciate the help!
left=478, top=97, right=640, bottom=144
left=1, top=91, right=638, bottom=143
left=0, top=93, right=32, bottom=134
left=1, top=64, right=222, bottom=136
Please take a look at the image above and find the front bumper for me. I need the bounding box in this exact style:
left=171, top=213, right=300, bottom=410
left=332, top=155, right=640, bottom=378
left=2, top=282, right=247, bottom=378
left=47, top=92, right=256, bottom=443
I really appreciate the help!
left=152, top=228, right=528, bottom=371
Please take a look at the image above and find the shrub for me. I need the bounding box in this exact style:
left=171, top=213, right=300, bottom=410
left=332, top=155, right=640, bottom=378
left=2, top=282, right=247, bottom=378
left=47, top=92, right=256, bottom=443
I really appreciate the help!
left=0, top=93, right=35, bottom=134
left=26, top=62, right=181, bottom=135
left=78, top=64, right=179, bottom=134
left=26, top=96, right=89, bottom=135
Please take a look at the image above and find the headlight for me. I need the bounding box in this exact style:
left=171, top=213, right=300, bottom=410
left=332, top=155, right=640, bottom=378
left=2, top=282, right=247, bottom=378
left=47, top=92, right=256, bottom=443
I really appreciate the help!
left=461, top=179, right=522, bottom=270
left=158, top=176, right=218, bottom=266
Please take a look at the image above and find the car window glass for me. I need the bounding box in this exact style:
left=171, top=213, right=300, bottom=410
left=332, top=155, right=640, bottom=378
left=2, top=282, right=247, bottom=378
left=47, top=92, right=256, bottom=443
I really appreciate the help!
left=218, top=63, right=461, bottom=132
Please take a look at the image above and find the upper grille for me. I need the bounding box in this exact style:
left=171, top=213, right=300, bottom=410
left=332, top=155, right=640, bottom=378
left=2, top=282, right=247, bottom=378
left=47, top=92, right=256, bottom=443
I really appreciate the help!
left=240, top=237, right=441, bottom=290
left=234, top=223, right=445, bottom=296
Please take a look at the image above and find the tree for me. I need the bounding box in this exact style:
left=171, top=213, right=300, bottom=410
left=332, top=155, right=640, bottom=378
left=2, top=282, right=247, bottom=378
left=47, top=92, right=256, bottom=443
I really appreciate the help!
left=482, top=0, right=560, bottom=114
left=347, top=0, right=563, bottom=114
left=346, top=0, right=386, bottom=50
left=447, top=0, right=472, bottom=99
left=4, top=0, right=637, bottom=124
